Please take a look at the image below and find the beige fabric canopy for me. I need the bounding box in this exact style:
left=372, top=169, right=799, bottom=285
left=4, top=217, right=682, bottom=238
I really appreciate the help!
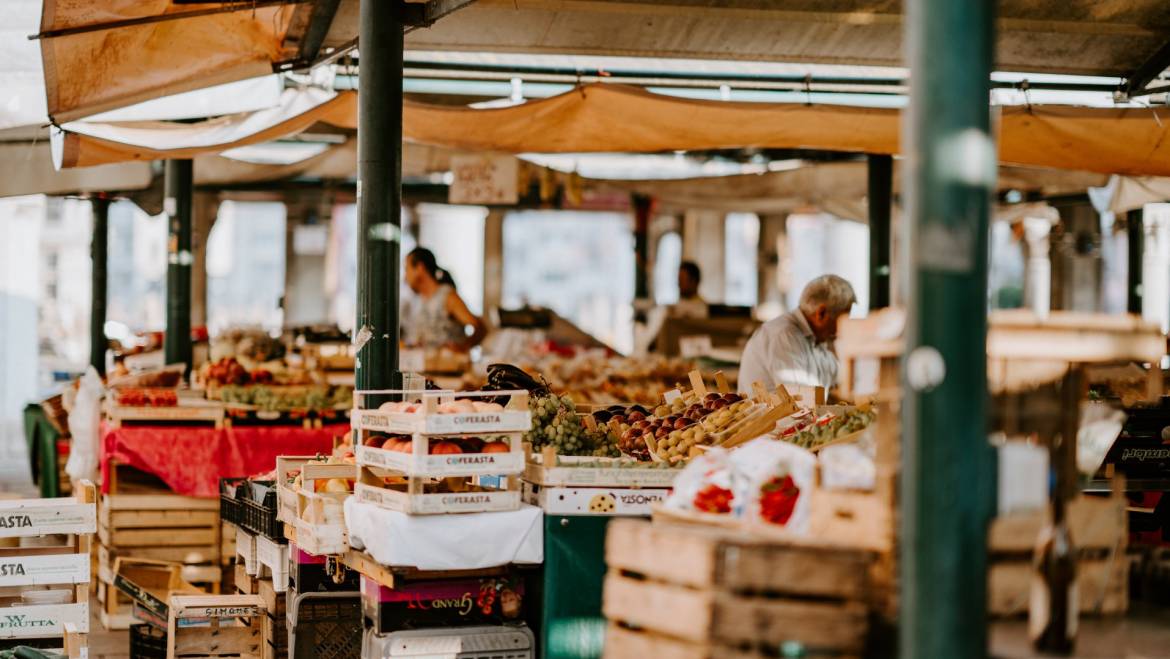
left=53, top=84, right=1170, bottom=177
left=38, top=0, right=300, bottom=122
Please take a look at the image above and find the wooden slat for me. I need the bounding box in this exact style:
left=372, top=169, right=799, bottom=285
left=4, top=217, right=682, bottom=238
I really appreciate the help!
left=988, top=558, right=1127, bottom=616
left=101, top=543, right=220, bottom=565
left=604, top=519, right=870, bottom=598
left=603, top=572, right=866, bottom=653
left=101, top=508, right=219, bottom=529
left=101, top=526, right=218, bottom=548
left=602, top=623, right=761, bottom=659
left=172, top=626, right=261, bottom=658
left=102, top=494, right=219, bottom=511
left=989, top=495, right=1126, bottom=554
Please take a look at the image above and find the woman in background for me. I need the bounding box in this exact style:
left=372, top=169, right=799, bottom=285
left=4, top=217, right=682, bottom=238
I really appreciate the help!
left=402, top=247, right=487, bottom=351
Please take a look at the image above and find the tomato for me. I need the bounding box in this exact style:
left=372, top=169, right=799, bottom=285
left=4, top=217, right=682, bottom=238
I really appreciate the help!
left=429, top=441, right=463, bottom=455
left=481, top=442, right=510, bottom=454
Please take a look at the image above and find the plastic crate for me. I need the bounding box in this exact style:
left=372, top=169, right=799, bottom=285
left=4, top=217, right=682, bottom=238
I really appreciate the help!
left=219, top=477, right=247, bottom=527
left=129, top=623, right=167, bottom=659
left=241, top=480, right=284, bottom=541
left=288, top=591, right=362, bottom=659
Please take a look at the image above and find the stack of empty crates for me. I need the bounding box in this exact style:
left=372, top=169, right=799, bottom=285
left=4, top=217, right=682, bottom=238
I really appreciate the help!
left=224, top=476, right=303, bottom=659
left=285, top=543, right=362, bottom=659
left=97, top=466, right=229, bottom=630
left=0, top=482, right=96, bottom=657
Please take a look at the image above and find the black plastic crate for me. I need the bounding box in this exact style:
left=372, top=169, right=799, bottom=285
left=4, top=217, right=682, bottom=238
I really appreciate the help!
left=288, top=557, right=359, bottom=594
left=289, top=591, right=362, bottom=659
left=129, top=623, right=167, bottom=659
left=240, top=480, right=284, bottom=541
left=219, top=477, right=247, bottom=527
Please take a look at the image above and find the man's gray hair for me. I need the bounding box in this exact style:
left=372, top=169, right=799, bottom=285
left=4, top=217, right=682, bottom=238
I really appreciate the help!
left=799, top=275, right=857, bottom=315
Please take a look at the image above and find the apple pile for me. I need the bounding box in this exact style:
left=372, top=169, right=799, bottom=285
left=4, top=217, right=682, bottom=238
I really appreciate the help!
left=376, top=399, right=506, bottom=414
left=616, top=392, right=753, bottom=462
left=115, top=387, right=178, bottom=407
left=363, top=433, right=511, bottom=455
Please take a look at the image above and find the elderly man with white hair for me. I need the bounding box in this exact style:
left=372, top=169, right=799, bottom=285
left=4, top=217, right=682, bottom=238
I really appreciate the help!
left=738, top=275, right=858, bottom=395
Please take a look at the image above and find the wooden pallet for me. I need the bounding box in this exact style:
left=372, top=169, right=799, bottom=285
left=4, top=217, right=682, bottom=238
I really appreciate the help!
left=988, top=492, right=1128, bottom=616
left=104, top=400, right=225, bottom=429
left=0, top=483, right=96, bottom=641
left=167, top=595, right=264, bottom=659
left=99, top=493, right=222, bottom=569
left=602, top=519, right=871, bottom=658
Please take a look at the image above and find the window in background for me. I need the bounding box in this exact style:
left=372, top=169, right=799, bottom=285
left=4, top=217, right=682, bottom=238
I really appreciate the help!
left=785, top=214, right=870, bottom=314
left=416, top=204, right=486, bottom=315
left=653, top=231, right=682, bottom=305
left=725, top=213, right=760, bottom=307
left=502, top=211, right=635, bottom=354
left=206, top=201, right=286, bottom=333
left=107, top=200, right=167, bottom=333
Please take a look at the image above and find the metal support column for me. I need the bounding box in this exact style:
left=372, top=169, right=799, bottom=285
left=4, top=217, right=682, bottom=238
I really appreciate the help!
left=632, top=195, right=653, bottom=301
left=89, top=195, right=110, bottom=376
left=868, top=154, right=893, bottom=310
left=164, top=160, right=194, bottom=371
left=902, top=0, right=997, bottom=657
left=355, top=0, right=404, bottom=391
left=1128, top=208, right=1144, bottom=314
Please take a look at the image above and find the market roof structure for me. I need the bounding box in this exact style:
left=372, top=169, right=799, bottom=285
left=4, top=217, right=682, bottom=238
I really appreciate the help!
left=30, top=0, right=1170, bottom=123
left=50, top=84, right=1170, bottom=176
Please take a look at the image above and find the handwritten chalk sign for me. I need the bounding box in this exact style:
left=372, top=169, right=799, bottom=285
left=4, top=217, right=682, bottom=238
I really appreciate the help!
left=449, top=155, right=518, bottom=205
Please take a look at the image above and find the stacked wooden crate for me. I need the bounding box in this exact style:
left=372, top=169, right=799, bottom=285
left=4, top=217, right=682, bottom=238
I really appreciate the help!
left=0, top=483, right=96, bottom=656
left=603, top=519, right=874, bottom=659
left=231, top=530, right=288, bottom=659
left=97, top=489, right=224, bottom=629
left=988, top=491, right=1128, bottom=616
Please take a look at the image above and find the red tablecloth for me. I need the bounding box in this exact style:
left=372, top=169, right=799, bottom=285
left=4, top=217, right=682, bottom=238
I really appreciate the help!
left=101, top=423, right=348, bottom=498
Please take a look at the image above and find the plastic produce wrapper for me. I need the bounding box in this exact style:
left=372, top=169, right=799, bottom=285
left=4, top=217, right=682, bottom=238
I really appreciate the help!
left=664, top=448, right=738, bottom=515
left=66, top=366, right=103, bottom=483
left=1078, top=401, right=1126, bottom=477
left=730, top=439, right=816, bottom=533
left=664, top=439, right=816, bottom=533
left=819, top=438, right=876, bottom=491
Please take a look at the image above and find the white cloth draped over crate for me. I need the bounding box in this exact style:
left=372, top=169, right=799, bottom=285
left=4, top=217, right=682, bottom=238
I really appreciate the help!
left=343, top=498, right=544, bottom=571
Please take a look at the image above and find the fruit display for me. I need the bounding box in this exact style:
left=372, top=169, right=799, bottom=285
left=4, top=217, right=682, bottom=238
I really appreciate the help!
left=523, top=393, right=621, bottom=458
left=376, top=400, right=506, bottom=414
left=217, top=383, right=352, bottom=412
left=113, top=387, right=178, bottom=407
left=625, top=391, right=774, bottom=463
left=778, top=407, right=876, bottom=451
left=201, top=356, right=314, bottom=388
left=480, top=356, right=706, bottom=406
left=362, top=433, right=511, bottom=455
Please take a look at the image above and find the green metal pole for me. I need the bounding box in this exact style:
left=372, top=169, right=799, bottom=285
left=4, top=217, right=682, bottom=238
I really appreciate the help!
left=1127, top=208, right=1144, bottom=314
left=867, top=154, right=893, bottom=310
left=901, top=0, right=997, bottom=657
left=632, top=195, right=652, bottom=301
left=90, top=195, right=110, bottom=376
left=355, top=0, right=403, bottom=393
left=164, top=159, right=194, bottom=372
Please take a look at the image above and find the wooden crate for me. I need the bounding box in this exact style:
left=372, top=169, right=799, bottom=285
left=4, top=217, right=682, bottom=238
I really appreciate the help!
left=104, top=399, right=225, bottom=429
left=0, top=482, right=95, bottom=641
left=289, top=463, right=353, bottom=556
left=355, top=466, right=521, bottom=515
left=166, top=595, right=264, bottom=659
left=988, top=493, right=1128, bottom=616
left=603, top=519, right=871, bottom=658
left=108, top=557, right=202, bottom=631
left=99, top=493, right=222, bottom=573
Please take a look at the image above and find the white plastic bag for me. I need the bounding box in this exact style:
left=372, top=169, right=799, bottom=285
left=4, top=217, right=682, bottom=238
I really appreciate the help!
left=65, top=367, right=105, bottom=483
left=819, top=441, right=876, bottom=491
left=729, top=438, right=816, bottom=533
left=663, top=448, right=738, bottom=515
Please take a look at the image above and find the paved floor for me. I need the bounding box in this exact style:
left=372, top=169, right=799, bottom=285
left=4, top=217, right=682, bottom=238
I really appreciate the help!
left=81, top=595, right=1170, bottom=659
left=990, top=604, right=1170, bottom=658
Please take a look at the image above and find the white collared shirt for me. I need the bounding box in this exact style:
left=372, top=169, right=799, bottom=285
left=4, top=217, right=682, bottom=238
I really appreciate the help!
left=737, top=309, right=838, bottom=395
